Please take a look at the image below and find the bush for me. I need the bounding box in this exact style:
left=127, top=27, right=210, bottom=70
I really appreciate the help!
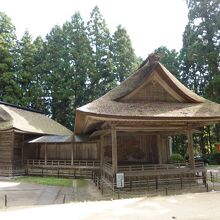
left=212, top=153, right=220, bottom=164
left=169, top=153, right=184, bottom=163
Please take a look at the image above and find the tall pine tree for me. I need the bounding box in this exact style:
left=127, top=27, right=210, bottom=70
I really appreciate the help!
left=154, top=46, right=180, bottom=79
left=62, top=12, right=95, bottom=127
left=17, top=31, right=37, bottom=107
left=44, top=25, right=73, bottom=128
left=87, top=6, right=115, bottom=99
left=180, top=0, right=220, bottom=153
left=180, top=0, right=220, bottom=95
left=0, top=12, right=20, bottom=104
left=112, top=25, right=139, bottom=82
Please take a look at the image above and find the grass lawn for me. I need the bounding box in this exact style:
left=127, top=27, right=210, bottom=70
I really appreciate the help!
left=15, top=176, right=73, bottom=187
left=76, top=178, right=88, bottom=188
left=207, top=164, right=220, bottom=169
left=15, top=176, right=88, bottom=188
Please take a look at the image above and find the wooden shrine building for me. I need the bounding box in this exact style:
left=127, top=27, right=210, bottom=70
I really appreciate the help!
left=1, top=54, right=220, bottom=192
left=74, top=54, right=220, bottom=190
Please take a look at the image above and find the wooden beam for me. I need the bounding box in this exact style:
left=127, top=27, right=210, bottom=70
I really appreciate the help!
left=115, top=126, right=188, bottom=132
left=187, top=126, right=195, bottom=169
left=90, top=129, right=111, bottom=138
left=111, top=126, right=118, bottom=175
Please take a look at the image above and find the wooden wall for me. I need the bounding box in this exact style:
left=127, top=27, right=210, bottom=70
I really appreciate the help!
left=0, top=131, right=13, bottom=166
left=24, top=142, right=100, bottom=160
left=1, top=131, right=169, bottom=166
left=0, top=131, right=27, bottom=167
left=160, top=136, right=169, bottom=163
left=103, top=132, right=169, bottom=164
left=13, top=132, right=23, bottom=167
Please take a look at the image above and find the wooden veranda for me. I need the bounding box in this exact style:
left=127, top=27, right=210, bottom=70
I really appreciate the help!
left=96, top=123, right=206, bottom=191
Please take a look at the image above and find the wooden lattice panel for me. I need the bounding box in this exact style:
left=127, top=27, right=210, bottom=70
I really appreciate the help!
left=122, top=80, right=177, bottom=102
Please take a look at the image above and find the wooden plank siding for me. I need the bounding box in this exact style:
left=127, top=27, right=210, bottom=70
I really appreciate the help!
left=0, top=131, right=26, bottom=175
left=24, top=142, right=100, bottom=161
left=0, top=131, right=13, bottom=166
left=13, top=132, right=23, bottom=167
left=102, top=133, right=169, bottom=164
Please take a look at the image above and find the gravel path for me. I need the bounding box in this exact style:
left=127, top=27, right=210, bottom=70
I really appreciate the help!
left=0, top=178, right=103, bottom=208
left=0, top=168, right=220, bottom=219
left=0, top=191, right=220, bottom=220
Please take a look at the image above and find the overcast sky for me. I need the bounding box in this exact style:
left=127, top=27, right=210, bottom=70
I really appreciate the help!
left=0, top=0, right=188, bottom=58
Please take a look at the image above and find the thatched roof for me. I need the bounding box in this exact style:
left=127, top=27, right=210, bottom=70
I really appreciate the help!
left=75, top=56, right=220, bottom=134
left=0, top=102, right=72, bottom=135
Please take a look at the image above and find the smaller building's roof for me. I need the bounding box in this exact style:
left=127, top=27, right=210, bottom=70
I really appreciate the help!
left=27, top=134, right=90, bottom=143
left=0, top=102, right=72, bottom=135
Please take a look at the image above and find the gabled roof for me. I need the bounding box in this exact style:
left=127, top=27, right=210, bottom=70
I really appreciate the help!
left=0, top=102, right=72, bottom=135
left=75, top=55, right=220, bottom=134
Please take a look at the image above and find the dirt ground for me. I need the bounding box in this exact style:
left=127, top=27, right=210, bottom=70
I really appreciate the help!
left=0, top=177, right=102, bottom=208
left=0, top=166, right=220, bottom=219
left=1, top=191, right=220, bottom=220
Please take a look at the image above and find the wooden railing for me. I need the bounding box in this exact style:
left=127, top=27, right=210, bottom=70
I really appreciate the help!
left=118, top=162, right=204, bottom=172
left=103, top=162, right=114, bottom=176
left=24, top=159, right=100, bottom=168
left=102, top=162, right=205, bottom=177
left=0, top=166, right=24, bottom=176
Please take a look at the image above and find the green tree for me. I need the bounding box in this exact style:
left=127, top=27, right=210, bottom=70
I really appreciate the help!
left=62, top=12, right=95, bottom=126
left=87, top=6, right=115, bottom=99
left=205, top=75, right=220, bottom=144
left=16, top=32, right=47, bottom=112
left=44, top=25, right=73, bottom=128
left=180, top=0, right=220, bottom=95
left=17, top=31, right=37, bottom=107
left=0, top=12, right=20, bottom=104
left=112, top=25, right=139, bottom=82
left=31, top=36, right=49, bottom=112
left=154, top=46, right=180, bottom=79
left=180, top=0, right=220, bottom=154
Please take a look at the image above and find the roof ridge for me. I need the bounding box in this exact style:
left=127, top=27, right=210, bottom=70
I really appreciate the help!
left=0, top=101, right=44, bottom=114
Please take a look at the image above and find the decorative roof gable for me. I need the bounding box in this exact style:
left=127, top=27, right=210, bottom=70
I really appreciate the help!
left=75, top=54, right=220, bottom=134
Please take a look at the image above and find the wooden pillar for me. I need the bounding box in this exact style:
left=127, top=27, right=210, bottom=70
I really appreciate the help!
left=71, top=143, right=74, bottom=165
left=111, top=126, right=118, bottom=175
left=157, top=134, right=162, bottom=164
left=55, top=143, right=57, bottom=159
left=100, top=136, right=104, bottom=177
left=168, top=136, right=172, bottom=157
left=100, top=136, right=104, bottom=165
left=187, top=126, right=195, bottom=169
left=11, top=130, right=15, bottom=169
left=44, top=143, right=47, bottom=165
left=21, top=134, right=24, bottom=164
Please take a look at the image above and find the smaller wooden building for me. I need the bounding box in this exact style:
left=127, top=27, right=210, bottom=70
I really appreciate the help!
left=0, top=102, right=72, bottom=175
